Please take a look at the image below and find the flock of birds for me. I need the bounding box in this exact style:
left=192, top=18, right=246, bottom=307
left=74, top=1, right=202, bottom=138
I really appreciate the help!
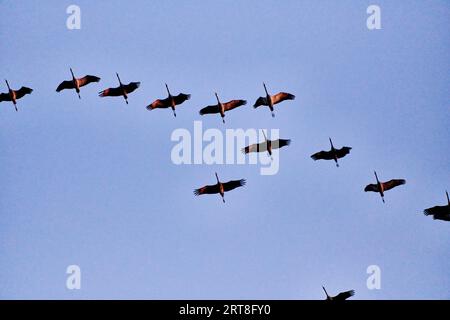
left=1, top=67, right=448, bottom=300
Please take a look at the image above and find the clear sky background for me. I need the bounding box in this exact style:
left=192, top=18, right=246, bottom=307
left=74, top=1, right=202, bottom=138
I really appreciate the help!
left=0, top=0, right=449, bottom=299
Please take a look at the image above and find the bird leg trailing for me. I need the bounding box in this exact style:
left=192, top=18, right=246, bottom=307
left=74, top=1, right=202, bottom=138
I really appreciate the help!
left=172, top=107, right=177, bottom=117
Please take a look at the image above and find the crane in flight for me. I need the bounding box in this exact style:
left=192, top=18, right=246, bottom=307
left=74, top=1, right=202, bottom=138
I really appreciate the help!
left=194, top=173, right=246, bottom=203
left=99, top=73, right=140, bottom=104
left=146, top=84, right=190, bottom=117
left=364, top=171, right=406, bottom=203
left=253, top=83, right=295, bottom=117
left=0, top=80, right=33, bottom=112
left=56, top=68, right=100, bottom=99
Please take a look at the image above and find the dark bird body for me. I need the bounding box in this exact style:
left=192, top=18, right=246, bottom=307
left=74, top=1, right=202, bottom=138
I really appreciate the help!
left=194, top=173, right=246, bottom=203
left=199, top=93, right=246, bottom=123
left=0, top=80, right=33, bottom=111
left=56, top=68, right=100, bottom=99
left=253, top=83, right=295, bottom=117
left=242, top=130, right=290, bottom=158
left=322, top=286, right=355, bottom=301
left=364, top=171, right=405, bottom=203
left=146, top=84, right=190, bottom=117
left=99, top=73, right=140, bottom=104
left=311, top=138, right=351, bottom=167
left=424, top=191, right=450, bottom=221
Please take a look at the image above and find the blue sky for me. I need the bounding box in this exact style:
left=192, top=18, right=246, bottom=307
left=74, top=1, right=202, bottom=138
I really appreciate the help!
left=0, top=0, right=449, bottom=299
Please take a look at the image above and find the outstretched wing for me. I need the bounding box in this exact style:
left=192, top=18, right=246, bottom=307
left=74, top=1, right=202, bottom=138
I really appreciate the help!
left=335, top=146, right=352, bottom=159
left=222, top=179, right=246, bottom=192
left=194, top=184, right=220, bottom=196
left=271, top=92, right=295, bottom=105
left=382, top=179, right=406, bottom=191
left=242, top=142, right=267, bottom=154
left=311, top=150, right=334, bottom=161
left=0, top=92, right=12, bottom=102
left=424, top=205, right=449, bottom=217
left=173, top=93, right=191, bottom=106
left=56, top=80, right=74, bottom=92
left=334, top=290, right=355, bottom=301
left=123, top=82, right=140, bottom=94
left=223, top=99, right=246, bottom=112
left=253, top=97, right=268, bottom=108
left=78, top=75, right=101, bottom=87
left=199, top=104, right=220, bottom=115
left=14, top=87, right=33, bottom=99
left=364, top=184, right=379, bottom=192
left=272, top=139, right=291, bottom=149
left=146, top=97, right=171, bottom=110
left=99, top=86, right=122, bottom=97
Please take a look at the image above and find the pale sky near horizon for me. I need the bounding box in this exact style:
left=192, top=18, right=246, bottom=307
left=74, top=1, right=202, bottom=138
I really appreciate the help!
left=0, top=0, right=449, bottom=299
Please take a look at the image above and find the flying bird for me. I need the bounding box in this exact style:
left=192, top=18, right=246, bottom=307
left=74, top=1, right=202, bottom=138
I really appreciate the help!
left=364, top=171, right=406, bottom=203
left=311, top=138, right=352, bottom=167
left=99, top=73, right=140, bottom=104
left=253, top=83, right=295, bottom=117
left=0, top=80, right=33, bottom=112
left=199, top=93, right=246, bottom=123
left=146, top=84, right=190, bottom=117
left=56, top=68, right=100, bottom=99
left=194, top=172, right=246, bottom=203
left=242, top=130, right=291, bottom=159
left=322, top=286, right=355, bottom=301
left=423, top=191, right=450, bottom=222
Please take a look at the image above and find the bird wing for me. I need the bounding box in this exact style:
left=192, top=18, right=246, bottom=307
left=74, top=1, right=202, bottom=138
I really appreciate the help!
left=56, top=80, right=75, bottom=92
left=223, top=99, right=247, bottom=112
left=334, top=290, right=355, bottom=301
left=335, top=146, right=352, bottom=159
left=242, top=142, right=267, bottom=154
left=364, top=183, right=379, bottom=192
left=99, top=86, right=122, bottom=97
left=424, top=205, right=449, bottom=217
left=382, top=179, right=406, bottom=191
left=123, top=82, right=140, bottom=94
left=173, top=93, right=191, bottom=106
left=271, top=92, right=295, bottom=105
left=14, top=87, right=33, bottom=99
left=77, top=75, right=101, bottom=87
left=311, top=150, right=334, bottom=161
left=253, top=97, right=268, bottom=108
left=222, top=179, right=246, bottom=192
left=272, top=139, right=291, bottom=149
left=146, top=97, right=171, bottom=110
left=0, top=92, right=12, bottom=102
left=194, top=184, right=220, bottom=196
left=199, top=104, right=220, bottom=115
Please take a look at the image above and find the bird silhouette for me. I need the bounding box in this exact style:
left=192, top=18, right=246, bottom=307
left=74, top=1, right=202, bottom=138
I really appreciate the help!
left=0, top=80, right=33, bottom=112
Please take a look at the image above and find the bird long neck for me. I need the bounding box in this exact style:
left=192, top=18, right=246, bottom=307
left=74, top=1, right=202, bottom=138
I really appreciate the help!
left=70, top=68, right=75, bottom=80
left=5, top=80, right=11, bottom=91
left=116, top=73, right=123, bottom=86
left=322, top=286, right=329, bottom=298
left=262, top=129, right=268, bottom=142
left=446, top=191, right=449, bottom=205
left=263, top=83, right=269, bottom=96
left=165, top=83, right=171, bottom=97
left=215, top=93, right=221, bottom=105
left=329, top=138, right=334, bottom=150
left=374, top=171, right=380, bottom=184
left=215, top=172, right=220, bottom=184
